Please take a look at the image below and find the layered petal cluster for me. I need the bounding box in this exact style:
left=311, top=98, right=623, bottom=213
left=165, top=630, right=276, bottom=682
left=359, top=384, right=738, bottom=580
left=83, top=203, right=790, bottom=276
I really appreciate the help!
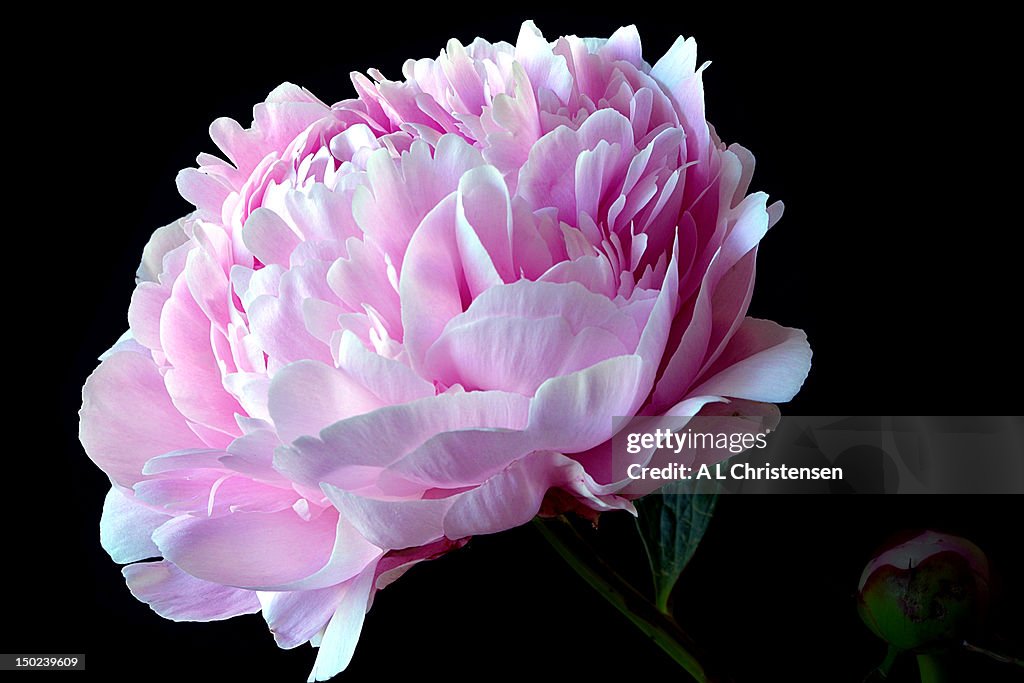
left=81, top=21, right=810, bottom=680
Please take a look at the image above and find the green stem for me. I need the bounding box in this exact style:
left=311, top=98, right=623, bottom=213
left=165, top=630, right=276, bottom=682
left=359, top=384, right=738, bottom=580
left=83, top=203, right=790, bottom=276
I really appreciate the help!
left=877, top=646, right=900, bottom=678
left=916, top=654, right=950, bottom=683
left=534, top=516, right=718, bottom=683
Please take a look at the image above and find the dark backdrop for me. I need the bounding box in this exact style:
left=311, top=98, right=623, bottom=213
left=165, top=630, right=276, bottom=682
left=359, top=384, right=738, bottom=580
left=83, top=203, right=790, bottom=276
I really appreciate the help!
left=14, top=6, right=1020, bottom=682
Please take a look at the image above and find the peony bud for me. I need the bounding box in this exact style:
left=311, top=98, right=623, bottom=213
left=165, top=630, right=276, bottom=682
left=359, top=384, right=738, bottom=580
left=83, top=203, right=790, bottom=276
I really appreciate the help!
left=857, top=530, right=990, bottom=652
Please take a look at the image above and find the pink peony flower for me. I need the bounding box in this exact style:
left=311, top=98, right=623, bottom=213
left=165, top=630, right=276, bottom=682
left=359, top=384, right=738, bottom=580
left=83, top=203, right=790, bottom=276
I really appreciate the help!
left=80, top=21, right=810, bottom=680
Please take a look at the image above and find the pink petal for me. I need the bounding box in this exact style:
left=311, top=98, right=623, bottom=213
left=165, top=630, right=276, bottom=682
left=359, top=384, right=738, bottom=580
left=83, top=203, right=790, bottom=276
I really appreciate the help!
left=537, top=253, right=617, bottom=298
left=651, top=276, right=713, bottom=409
left=354, top=137, right=482, bottom=274
left=326, top=237, right=402, bottom=338
left=518, top=109, right=634, bottom=225
left=123, top=560, right=261, bottom=622
left=246, top=260, right=337, bottom=366
left=260, top=583, right=350, bottom=650
left=136, top=217, right=189, bottom=283
left=527, top=354, right=645, bottom=453
left=321, top=485, right=450, bottom=550
left=152, top=508, right=380, bottom=591
left=456, top=165, right=515, bottom=284
left=384, top=427, right=531, bottom=489
left=599, top=25, right=644, bottom=67
left=100, top=487, right=170, bottom=564
left=243, top=208, right=301, bottom=267
left=176, top=168, right=231, bottom=218
left=208, top=83, right=329, bottom=177
left=267, top=360, right=386, bottom=443
left=133, top=471, right=295, bottom=517
left=653, top=193, right=771, bottom=408
left=440, top=38, right=487, bottom=116
left=698, top=248, right=756, bottom=377
left=333, top=330, right=434, bottom=405
left=184, top=242, right=231, bottom=335
left=287, top=182, right=363, bottom=244
left=425, top=315, right=628, bottom=395
left=443, top=451, right=632, bottom=538
left=398, top=193, right=465, bottom=372
left=328, top=123, right=381, bottom=163
left=650, top=36, right=710, bottom=170
left=160, top=274, right=244, bottom=437
left=450, top=279, right=639, bottom=347
left=633, top=236, right=680, bottom=403
left=481, top=64, right=542, bottom=180
left=128, top=282, right=169, bottom=352
left=276, top=390, right=530, bottom=488
left=307, top=568, right=375, bottom=682
left=222, top=428, right=283, bottom=481
left=689, top=318, right=812, bottom=403
left=514, top=21, right=573, bottom=104
left=80, top=351, right=206, bottom=487
left=509, top=197, right=556, bottom=278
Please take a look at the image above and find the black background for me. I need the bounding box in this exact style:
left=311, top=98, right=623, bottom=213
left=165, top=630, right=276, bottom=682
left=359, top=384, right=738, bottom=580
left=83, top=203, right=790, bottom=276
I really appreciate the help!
left=14, top=5, right=1021, bottom=682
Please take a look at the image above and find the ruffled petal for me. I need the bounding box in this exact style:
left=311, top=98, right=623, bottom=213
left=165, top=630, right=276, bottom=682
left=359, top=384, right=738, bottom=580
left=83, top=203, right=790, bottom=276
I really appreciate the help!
left=527, top=355, right=646, bottom=453
left=398, top=193, right=464, bottom=372
left=123, top=560, right=261, bottom=622
left=443, top=451, right=632, bottom=538
left=136, top=217, right=189, bottom=284
left=152, top=508, right=381, bottom=591
left=100, top=487, right=170, bottom=564
left=80, top=351, right=207, bottom=487
left=321, top=486, right=450, bottom=550
left=267, top=360, right=387, bottom=444
left=689, top=318, right=812, bottom=403
left=276, top=390, right=530, bottom=489
left=307, top=568, right=375, bottom=682
left=260, top=584, right=349, bottom=650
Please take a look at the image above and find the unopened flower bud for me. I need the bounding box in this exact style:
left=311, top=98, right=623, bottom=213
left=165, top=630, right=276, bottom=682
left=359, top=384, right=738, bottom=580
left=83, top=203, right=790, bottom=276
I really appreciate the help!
left=857, top=530, right=989, bottom=652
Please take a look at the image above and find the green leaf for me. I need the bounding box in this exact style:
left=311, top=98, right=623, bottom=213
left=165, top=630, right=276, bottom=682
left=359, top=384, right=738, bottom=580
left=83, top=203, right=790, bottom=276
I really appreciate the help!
left=634, top=479, right=718, bottom=613
left=534, top=517, right=713, bottom=683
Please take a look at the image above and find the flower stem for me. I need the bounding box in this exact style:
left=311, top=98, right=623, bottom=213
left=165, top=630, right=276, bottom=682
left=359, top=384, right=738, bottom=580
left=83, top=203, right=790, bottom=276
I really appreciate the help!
left=916, top=654, right=950, bottom=683
left=533, top=516, right=719, bottom=683
left=871, top=645, right=900, bottom=679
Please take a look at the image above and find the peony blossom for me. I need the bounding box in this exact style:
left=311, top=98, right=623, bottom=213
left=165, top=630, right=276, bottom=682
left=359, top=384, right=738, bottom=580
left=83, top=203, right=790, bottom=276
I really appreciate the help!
left=80, top=21, right=810, bottom=680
